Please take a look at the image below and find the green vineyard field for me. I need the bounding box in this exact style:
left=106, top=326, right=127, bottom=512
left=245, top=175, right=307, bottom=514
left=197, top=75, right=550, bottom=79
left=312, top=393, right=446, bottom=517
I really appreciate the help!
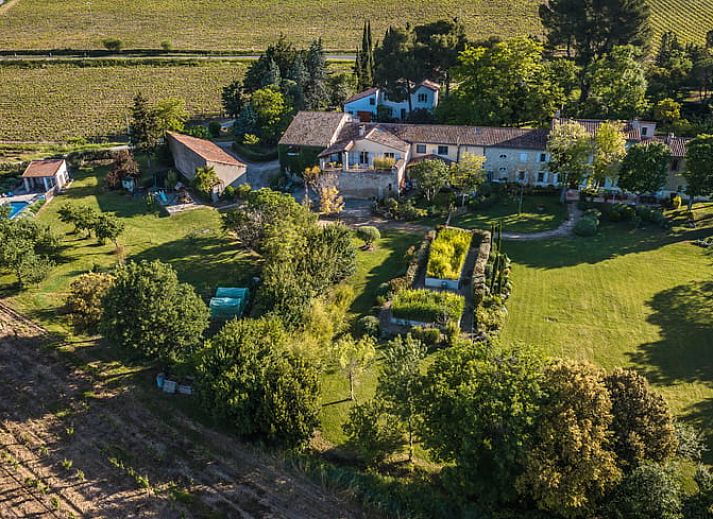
left=0, top=0, right=710, bottom=52
left=0, top=63, right=246, bottom=141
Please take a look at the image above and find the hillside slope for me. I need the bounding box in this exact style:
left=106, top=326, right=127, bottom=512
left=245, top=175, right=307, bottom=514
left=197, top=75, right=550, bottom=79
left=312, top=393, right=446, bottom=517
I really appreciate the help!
left=0, top=0, right=710, bottom=52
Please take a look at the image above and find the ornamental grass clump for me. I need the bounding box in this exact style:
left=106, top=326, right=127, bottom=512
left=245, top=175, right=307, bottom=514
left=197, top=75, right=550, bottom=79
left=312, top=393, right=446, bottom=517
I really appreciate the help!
left=426, top=227, right=472, bottom=280
left=391, top=289, right=465, bottom=325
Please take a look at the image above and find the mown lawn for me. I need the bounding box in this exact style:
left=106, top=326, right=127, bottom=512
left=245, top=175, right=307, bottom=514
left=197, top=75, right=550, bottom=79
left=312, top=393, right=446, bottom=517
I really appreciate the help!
left=1, top=0, right=709, bottom=51
left=501, top=204, right=713, bottom=449
left=450, top=194, right=567, bottom=234
left=2, top=165, right=255, bottom=336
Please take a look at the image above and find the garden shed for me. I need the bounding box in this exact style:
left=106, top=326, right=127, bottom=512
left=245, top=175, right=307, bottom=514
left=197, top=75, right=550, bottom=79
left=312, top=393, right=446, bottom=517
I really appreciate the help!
left=209, top=287, right=249, bottom=320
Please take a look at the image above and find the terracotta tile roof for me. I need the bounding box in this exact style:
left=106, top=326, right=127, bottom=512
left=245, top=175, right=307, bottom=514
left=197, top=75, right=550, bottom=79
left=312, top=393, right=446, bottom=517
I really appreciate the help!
left=343, top=87, right=379, bottom=105
left=279, top=111, right=351, bottom=148
left=650, top=135, right=689, bottom=158
left=554, top=118, right=641, bottom=141
left=417, top=80, right=440, bottom=91
left=22, top=159, right=65, bottom=178
left=167, top=132, right=245, bottom=167
left=364, top=127, right=411, bottom=152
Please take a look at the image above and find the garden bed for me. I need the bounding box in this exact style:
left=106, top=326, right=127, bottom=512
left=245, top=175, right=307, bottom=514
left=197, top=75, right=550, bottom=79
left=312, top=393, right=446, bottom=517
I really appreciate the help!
left=390, top=288, right=465, bottom=327
left=425, top=227, right=472, bottom=290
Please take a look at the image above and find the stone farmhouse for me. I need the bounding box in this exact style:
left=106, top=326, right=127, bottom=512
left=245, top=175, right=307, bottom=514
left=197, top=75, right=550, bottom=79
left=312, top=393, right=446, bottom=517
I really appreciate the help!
left=343, top=81, right=440, bottom=122
left=167, top=132, right=247, bottom=200
left=278, top=112, right=690, bottom=200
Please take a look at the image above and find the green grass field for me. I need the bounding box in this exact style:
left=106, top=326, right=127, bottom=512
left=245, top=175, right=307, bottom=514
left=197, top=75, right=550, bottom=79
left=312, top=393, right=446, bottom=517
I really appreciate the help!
left=1, top=0, right=709, bottom=52
left=451, top=194, right=567, bottom=234
left=0, top=63, right=246, bottom=141
left=501, top=206, right=713, bottom=441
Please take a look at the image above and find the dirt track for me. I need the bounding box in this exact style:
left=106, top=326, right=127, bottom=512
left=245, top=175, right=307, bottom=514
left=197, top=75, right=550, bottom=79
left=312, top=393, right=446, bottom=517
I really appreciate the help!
left=0, top=302, right=365, bottom=518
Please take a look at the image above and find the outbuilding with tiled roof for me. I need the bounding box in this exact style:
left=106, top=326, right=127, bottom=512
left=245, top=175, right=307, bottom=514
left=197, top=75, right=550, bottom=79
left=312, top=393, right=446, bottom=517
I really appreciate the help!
left=166, top=132, right=247, bottom=201
left=21, top=159, right=70, bottom=194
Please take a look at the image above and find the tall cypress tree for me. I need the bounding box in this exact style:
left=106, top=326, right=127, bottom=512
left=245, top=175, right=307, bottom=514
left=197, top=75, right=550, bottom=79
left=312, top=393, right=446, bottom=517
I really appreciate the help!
left=305, top=38, right=328, bottom=110
left=354, top=21, right=374, bottom=91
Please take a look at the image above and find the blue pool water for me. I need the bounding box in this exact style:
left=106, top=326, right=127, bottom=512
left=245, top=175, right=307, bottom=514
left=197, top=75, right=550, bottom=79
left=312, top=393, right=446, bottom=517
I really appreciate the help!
left=9, top=201, right=29, bottom=219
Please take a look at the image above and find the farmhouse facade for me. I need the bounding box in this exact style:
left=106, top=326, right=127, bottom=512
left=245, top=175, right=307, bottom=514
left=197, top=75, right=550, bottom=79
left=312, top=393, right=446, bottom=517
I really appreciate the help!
left=343, top=81, right=440, bottom=122
left=167, top=132, right=247, bottom=200
left=279, top=112, right=691, bottom=200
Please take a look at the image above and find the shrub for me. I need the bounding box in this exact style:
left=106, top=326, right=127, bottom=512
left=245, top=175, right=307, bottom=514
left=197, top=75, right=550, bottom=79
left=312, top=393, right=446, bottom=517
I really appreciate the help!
left=475, top=294, right=507, bottom=333
left=222, top=186, right=236, bottom=201
left=635, top=205, right=669, bottom=228
left=355, top=315, right=380, bottom=338
left=356, top=226, right=381, bottom=248
left=208, top=121, right=222, bottom=138
left=411, top=326, right=442, bottom=347
left=236, top=183, right=252, bottom=199
left=343, top=399, right=404, bottom=467
left=574, top=215, right=599, bottom=236
left=101, top=38, right=124, bottom=52
left=373, top=156, right=396, bottom=170
left=66, top=273, right=115, bottom=332
left=391, top=289, right=465, bottom=325
left=160, top=40, right=173, bottom=51
left=426, top=227, right=472, bottom=280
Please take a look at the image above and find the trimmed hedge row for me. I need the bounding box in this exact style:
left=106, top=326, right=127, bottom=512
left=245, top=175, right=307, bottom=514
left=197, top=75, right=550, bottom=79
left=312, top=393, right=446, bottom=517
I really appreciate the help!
left=426, top=227, right=472, bottom=280
left=391, top=289, right=465, bottom=325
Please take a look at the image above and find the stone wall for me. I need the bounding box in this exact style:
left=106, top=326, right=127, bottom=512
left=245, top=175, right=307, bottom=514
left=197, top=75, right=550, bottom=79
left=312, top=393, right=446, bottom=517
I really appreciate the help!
left=168, top=137, right=206, bottom=182
left=337, top=169, right=400, bottom=199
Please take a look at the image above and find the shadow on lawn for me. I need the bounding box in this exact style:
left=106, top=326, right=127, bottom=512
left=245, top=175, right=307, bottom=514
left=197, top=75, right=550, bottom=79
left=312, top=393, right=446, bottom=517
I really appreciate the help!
left=506, top=218, right=712, bottom=269
left=628, top=280, right=713, bottom=454
left=132, top=233, right=257, bottom=299
left=348, top=230, right=422, bottom=317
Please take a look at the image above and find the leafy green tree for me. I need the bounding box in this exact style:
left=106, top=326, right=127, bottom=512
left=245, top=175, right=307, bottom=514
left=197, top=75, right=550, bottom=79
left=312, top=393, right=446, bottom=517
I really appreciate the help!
left=327, top=72, right=354, bottom=107
left=343, top=399, right=404, bottom=467
left=605, top=463, right=683, bottom=519
left=354, top=21, right=375, bottom=91
left=57, top=204, right=98, bottom=237
left=419, top=341, right=545, bottom=505
left=303, top=223, right=357, bottom=291
left=65, top=273, right=115, bottom=332
left=413, top=18, right=467, bottom=92
left=100, top=260, right=209, bottom=365
left=539, top=0, right=651, bottom=73
left=334, top=335, right=376, bottom=401
left=0, top=217, right=57, bottom=288
left=196, top=317, right=321, bottom=448
left=648, top=32, right=692, bottom=102
left=244, top=56, right=283, bottom=93
left=94, top=214, right=125, bottom=249
left=221, top=188, right=316, bottom=253
left=682, top=464, right=713, bottom=519
left=618, top=141, right=672, bottom=195
left=592, top=121, right=627, bottom=187
left=221, top=80, right=244, bottom=119
left=546, top=120, right=592, bottom=200
left=517, top=360, right=622, bottom=518
left=193, top=165, right=221, bottom=198
left=683, top=134, right=713, bottom=209
left=443, top=37, right=564, bottom=126
left=155, top=97, right=189, bottom=133
left=102, top=37, right=124, bottom=52
left=249, top=88, right=291, bottom=146
left=375, top=26, right=422, bottom=114
left=377, top=334, right=426, bottom=462
left=653, top=98, right=682, bottom=126
left=604, top=368, right=677, bottom=469
left=410, top=159, right=450, bottom=202
left=449, top=152, right=486, bottom=193
left=585, top=45, right=650, bottom=119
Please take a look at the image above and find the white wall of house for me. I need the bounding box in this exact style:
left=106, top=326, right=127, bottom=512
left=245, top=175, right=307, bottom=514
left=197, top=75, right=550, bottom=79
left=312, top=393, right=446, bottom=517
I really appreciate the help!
left=344, top=85, right=439, bottom=121
left=410, top=142, right=462, bottom=162
left=346, top=138, right=409, bottom=170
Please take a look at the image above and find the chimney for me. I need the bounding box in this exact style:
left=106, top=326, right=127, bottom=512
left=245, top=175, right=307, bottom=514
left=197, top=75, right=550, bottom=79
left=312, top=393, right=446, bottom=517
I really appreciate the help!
left=358, top=124, right=366, bottom=137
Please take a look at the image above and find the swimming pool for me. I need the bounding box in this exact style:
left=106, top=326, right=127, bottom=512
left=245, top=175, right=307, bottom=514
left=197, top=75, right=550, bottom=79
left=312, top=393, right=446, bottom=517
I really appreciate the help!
left=8, top=201, right=29, bottom=219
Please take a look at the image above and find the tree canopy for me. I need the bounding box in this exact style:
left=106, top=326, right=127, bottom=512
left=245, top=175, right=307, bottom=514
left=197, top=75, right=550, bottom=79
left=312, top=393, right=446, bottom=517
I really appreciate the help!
left=618, top=141, right=672, bottom=194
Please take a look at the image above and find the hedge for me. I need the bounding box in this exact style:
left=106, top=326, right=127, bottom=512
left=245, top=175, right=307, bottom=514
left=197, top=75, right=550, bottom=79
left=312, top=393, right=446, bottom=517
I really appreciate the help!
left=391, top=289, right=465, bottom=325
left=426, top=227, right=472, bottom=280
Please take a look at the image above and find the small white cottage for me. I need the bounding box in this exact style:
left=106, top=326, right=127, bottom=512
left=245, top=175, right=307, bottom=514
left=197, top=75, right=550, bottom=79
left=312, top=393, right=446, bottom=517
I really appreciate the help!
left=21, top=159, right=70, bottom=194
